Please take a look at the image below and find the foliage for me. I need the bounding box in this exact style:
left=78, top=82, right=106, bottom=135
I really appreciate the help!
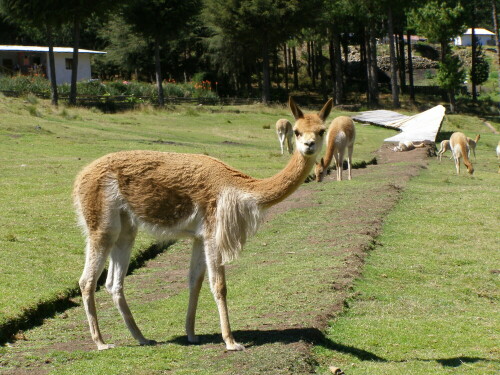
left=409, top=0, right=467, bottom=57
left=0, top=75, right=51, bottom=96
left=437, top=53, right=466, bottom=91
left=0, top=76, right=217, bottom=100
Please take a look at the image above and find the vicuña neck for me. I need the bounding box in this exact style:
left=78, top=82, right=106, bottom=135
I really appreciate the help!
left=248, top=152, right=316, bottom=208
left=321, top=143, right=335, bottom=169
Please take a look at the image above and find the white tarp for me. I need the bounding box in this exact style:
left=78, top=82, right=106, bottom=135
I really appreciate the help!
left=352, top=105, right=446, bottom=143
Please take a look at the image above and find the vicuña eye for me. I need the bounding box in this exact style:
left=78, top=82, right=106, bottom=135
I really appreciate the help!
left=319, top=129, right=325, bottom=136
left=294, top=130, right=301, bottom=137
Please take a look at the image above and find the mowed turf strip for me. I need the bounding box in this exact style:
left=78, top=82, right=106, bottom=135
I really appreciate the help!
left=0, top=143, right=429, bottom=374
left=314, top=141, right=500, bottom=374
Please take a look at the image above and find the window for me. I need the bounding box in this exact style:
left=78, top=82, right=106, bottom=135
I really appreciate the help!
left=65, top=58, right=73, bottom=70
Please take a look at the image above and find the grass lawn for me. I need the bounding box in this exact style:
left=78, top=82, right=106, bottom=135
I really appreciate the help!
left=0, top=95, right=393, bottom=339
left=314, top=124, right=500, bottom=374
left=0, top=95, right=498, bottom=374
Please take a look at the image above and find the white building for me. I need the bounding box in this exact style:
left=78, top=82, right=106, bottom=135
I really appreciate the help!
left=454, top=28, right=496, bottom=47
left=0, top=45, right=106, bottom=85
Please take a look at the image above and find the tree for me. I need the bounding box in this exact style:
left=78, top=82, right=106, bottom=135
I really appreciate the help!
left=387, top=6, right=400, bottom=107
left=122, top=0, right=201, bottom=106
left=203, top=0, right=322, bottom=104
left=409, top=0, right=466, bottom=63
left=0, top=0, right=67, bottom=106
left=410, top=0, right=467, bottom=111
left=493, top=0, right=500, bottom=66
left=62, top=0, right=115, bottom=105
left=437, top=54, right=465, bottom=112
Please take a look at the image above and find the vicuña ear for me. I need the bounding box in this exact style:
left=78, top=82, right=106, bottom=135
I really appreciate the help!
left=289, top=97, right=304, bottom=120
left=318, top=98, right=333, bottom=122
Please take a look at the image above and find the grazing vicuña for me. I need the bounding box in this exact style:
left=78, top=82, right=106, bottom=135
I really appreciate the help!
left=449, top=132, right=474, bottom=175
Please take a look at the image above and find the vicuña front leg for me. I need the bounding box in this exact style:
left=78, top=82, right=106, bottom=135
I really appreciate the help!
left=186, top=239, right=207, bottom=344
left=205, top=250, right=244, bottom=351
left=105, top=218, right=156, bottom=347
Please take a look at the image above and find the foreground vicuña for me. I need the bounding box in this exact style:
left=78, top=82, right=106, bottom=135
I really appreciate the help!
left=73, top=97, right=332, bottom=351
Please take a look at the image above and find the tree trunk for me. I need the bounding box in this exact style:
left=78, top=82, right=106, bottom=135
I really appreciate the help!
left=46, top=26, right=58, bottom=107
left=292, top=46, right=299, bottom=89
left=307, top=42, right=312, bottom=78
left=311, top=41, right=316, bottom=88
left=273, top=49, right=280, bottom=89
left=367, top=24, right=379, bottom=106
left=329, top=37, right=335, bottom=89
left=154, top=39, right=164, bottom=106
left=449, top=88, right=456, bottom=113
left=332, top=30, right=343, bottom=105
left=262, top=41, right=271, bottom=104
left=363, top=26, right=371, bottom=103
left=341, top=35, right=348, bottom=67
left=493, top=0, right=500, bottom=65
left=471, top=26, right=477, bottom=101
left=407, top=29, right=415, bottom=103
left=69, top=16, right=80, bottom=106
left=318, top=43, right=326, bottom=97
left=283, top=44, right=289, bottom=91
left=388, top=8, right=400, bottom=108
left=398, top=32, right=406, bottom=92
left=440, top=41, right=448, bottom=64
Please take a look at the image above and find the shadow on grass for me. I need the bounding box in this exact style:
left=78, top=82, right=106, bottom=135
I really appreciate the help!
left=435, top=131, right=454, bottom=143
left=169, top=328, right=498, bottom=369
left=168, top=327, right=386, bottom=362
left=0, top=241, right=173, bottom=346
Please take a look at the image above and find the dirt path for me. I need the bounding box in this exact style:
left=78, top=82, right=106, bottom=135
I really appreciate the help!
left=0, top=145, right=431, bottom=375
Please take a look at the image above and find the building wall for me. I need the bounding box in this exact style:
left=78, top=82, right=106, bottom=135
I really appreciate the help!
left=455, top=35, right=495, bottom=46
left=46, top=53, right=92, bottom=85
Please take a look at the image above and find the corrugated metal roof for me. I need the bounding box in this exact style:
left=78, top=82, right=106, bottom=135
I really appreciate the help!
left=0, top=45, right=106, bottom=54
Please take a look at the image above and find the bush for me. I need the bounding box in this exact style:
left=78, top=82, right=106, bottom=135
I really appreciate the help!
left=0, top=75, right=51, bottom=96
left=0, top=76, right=219, bottom=103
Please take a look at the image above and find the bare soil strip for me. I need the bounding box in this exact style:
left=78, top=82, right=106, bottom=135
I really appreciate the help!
left=1, top=145, right=429, bottom=374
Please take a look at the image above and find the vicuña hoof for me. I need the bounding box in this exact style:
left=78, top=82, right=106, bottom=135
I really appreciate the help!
left=97, top=343, right=116, bottom=351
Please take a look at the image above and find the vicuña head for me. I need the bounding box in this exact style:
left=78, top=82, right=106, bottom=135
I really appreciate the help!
left=73, top=96, right=332, bottom=352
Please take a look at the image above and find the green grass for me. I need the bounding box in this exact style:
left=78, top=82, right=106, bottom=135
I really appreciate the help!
left=313, top=131, right=500, bottom=374
left=1, top=95, right=498, bottom=374
left=0, top=96, right=393, bottom=337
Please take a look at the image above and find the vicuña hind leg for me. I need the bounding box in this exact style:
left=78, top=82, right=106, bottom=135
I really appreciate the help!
left=336, top=151, right=345, bottom=181
left=105, top=214, right=156, bottom=347
left=186, top=238, right=207, bottom=344
left=347, top=145, right=353, bottom=180
left=205, top=242, right=244, bottom=351
left=79, top=230, right=118, bottom=350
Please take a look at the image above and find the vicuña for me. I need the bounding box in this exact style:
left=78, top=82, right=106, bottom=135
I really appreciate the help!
left=437, top=140, right=451, bottom=161
left=73, top=97, right=332, bottom=351
left=275, top=118, right=294, bottom=155
left=449, top=132, right=474, bottom=175
left=466, top=134, right=480, bottom=159
left=314, top=116, right=356, bottom=182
